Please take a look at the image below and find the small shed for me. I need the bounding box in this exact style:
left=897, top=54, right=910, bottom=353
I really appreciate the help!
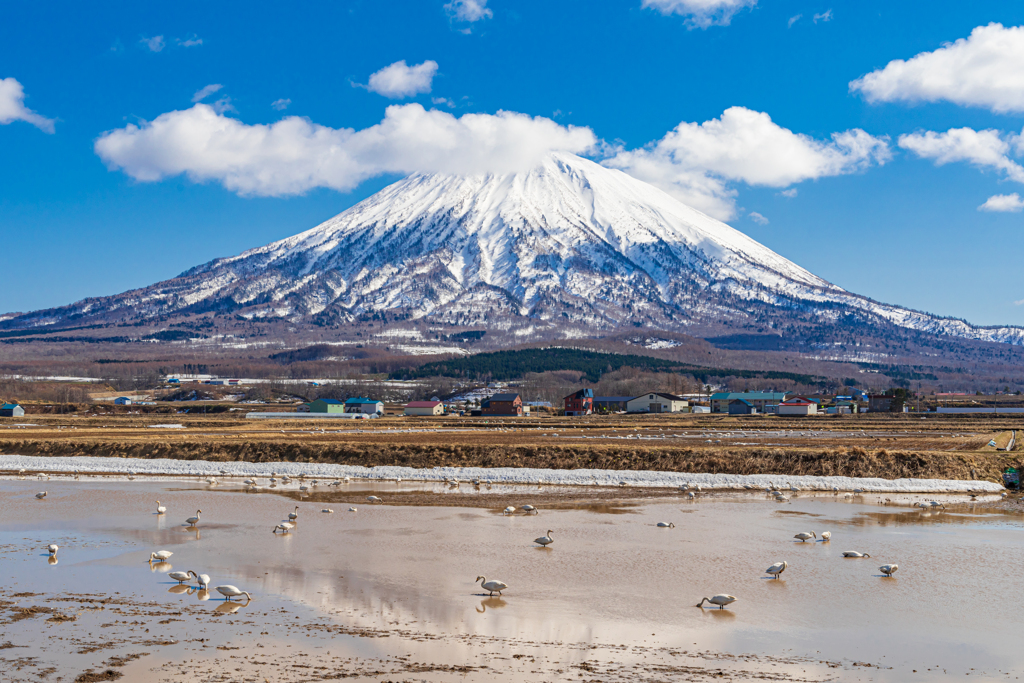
left=345, top=397, right=384, bottom=415
left=405, top=400, right=444, bottom=416
left=728, top=398, right=757, bottom=415
left=114, top=397, right=132, bottom=406
left=0, top=403, right=25, bottom=417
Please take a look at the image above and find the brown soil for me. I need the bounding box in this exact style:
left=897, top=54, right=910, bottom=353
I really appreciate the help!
left=2, top=413, right=1022, bottom=482
left=74, top=670, right=123, bottom=682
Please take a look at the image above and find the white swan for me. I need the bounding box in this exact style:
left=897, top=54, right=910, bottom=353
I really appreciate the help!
left=367, top=496, right=383, bottom=504
left=687, top=492, right=696, bottom=499
left=215, top=585, right=252, bottom=601
left=534, top=530, right=554, bottom=547
left=47, top=544, right=58, bottom=556
left=765, top=561, right=787, bottom=579
left=521, top=505, right=537, bottom=514
left=879, top=564, right=898, bottom=576
left=696, top=594, right=737, bottom=609
left=168, top=571, right=192, bottom=584
left=794, top=531, right=816, bottom=542
left=35, top=491, right=47, bottom=499
left=288, top=506, right=299, bottom=521
left=185, top=510, right=202, bottom=527
left=820, top=531, right=831, bottom=542
left=150, top=550, right=173, bottom=562
left=321, top=508, right=334, bottom=513
left=272, top=522, right=294, bottom=533
left=842, top=551, right=870, bottom=558
left=348, top=507, right=357, bottom=512
left=503, top=506, right=516, bottom=515
left=189, top=571, right=210, bottom=589
left=476, top=576, right=508, bottom=596
left=155, top=501, right=166, bottom=515
left=656, top=522, right=675, bottom=528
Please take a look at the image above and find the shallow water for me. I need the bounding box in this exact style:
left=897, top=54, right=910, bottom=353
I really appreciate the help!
left=1, top=478, right=1021, bottom=681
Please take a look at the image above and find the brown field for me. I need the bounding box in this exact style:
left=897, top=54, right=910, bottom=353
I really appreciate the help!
left=2, top=411, right=1023, bottom=483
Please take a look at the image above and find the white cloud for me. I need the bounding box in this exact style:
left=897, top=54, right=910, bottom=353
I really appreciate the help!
left=603, top=106, right=890, bottom=219
left=0, top=77, right=55, bottom=133
left=432, top=96, right=455, bottom=108
left=361, top=60, right=439, bottom=99
left=898, top=127, right=1024, bottom=183
left=979, top=193, right=1024, bottom=212
left=191, top=84, right=223, bottom=103
left=779, top=188, right=798, bottom=198
left=642, top=0, right=757, bottom=29
left=445, top=0, right=492, bottom=22
left=787, top=14, right=801, bottom=28
left=177, top=35, right=203, bottom=47
left=94, top=103, right=597, bottom=197
left=748, top=211, right=769, bottom=225
left=271, top=98, right=291, bottom=111
left=140, top=35, right=166, bottom=52
left=850, top=23, right=1024, bottom=113
left=813, top=10, right=832, bottom=23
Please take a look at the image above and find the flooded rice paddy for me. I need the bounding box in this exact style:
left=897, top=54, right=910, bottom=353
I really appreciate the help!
left=0, top=476, right=1021, bottom=682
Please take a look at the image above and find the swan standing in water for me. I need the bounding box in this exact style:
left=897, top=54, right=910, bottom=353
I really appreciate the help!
left=503, top=506, right=516, bottom=515
left=656, top=522, right=675, bottom=528
left=155, top=501, right=167, bottom=515
left=47, top=544, right=58, bottom=556
left=794, top=531, right=816, bottom=542
left=188, top=571, right=210, bottom=589
left=215, top=585, right=252, bottom=602
left=288, top=506, right=299, bottom=521
left=272, top=522, right=295, bottom=533
left=476, top=576, right=508, bottom=596
left=149, top=550, right=173, bottom=562
left=820, top=531, right=831, bottom=542
left=185, top=510, right=202, bottom=527
left=765, top=561, right=787, bottom=579
left=168, top=571, right=192, bottom=584
left=696, top=594, right=737, bottom=609
left=842, top=551, right=871, bottom=558
left=879, top=564, right=898, bottom=577
left=521, top=505, right=537, bottom=514
left=367, top=496, right=383, bottom=504
left=534, top=530, right=554, bottom=547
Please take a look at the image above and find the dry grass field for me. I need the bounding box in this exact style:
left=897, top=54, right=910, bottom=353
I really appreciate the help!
left=2, top=411, right=1023, bottom=483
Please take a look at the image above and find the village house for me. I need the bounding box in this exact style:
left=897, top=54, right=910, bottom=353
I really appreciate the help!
left=625, top=392, right=688, bottom=414
left=114, top=397, right=132, bottom=406
left=563, top=389, right=593, bottom=416
left=345, top=397, right=384, bottom=415
left=0, top=403, right=25, bottom=417
left=710, top=392, right=789, bottom=413
left=728, top=398, right=757, bottom=415
left=404, top=400, right=444, bottom=416
left=778, top=396, right=818, bottom=416
left=306, top=398, right=346, bottom=413
left=481, top=393, right=523, bottom=416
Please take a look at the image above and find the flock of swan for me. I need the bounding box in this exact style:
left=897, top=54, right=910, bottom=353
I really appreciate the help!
left=33, top=475, right=924, bottom=613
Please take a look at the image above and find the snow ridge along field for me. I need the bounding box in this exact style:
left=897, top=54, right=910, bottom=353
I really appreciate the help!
left=0, top=454, right=1003, bottom=493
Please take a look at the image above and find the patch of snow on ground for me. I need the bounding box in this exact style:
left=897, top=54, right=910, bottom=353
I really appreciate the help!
left=0, top=454, right=1003, bottom=493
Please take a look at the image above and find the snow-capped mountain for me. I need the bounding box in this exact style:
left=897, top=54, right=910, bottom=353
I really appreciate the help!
left=7, top=152, right=1024, bottom=346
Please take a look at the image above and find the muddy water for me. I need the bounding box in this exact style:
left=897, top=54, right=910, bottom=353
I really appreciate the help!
left=0, top=478, right=1021, bottom=681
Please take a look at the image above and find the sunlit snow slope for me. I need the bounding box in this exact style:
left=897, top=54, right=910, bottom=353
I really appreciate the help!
left=7, top=152, right=1024, bottom=345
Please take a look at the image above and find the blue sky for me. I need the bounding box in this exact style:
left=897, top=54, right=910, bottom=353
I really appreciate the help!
left=4, top=1, right=1024, bottom=325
